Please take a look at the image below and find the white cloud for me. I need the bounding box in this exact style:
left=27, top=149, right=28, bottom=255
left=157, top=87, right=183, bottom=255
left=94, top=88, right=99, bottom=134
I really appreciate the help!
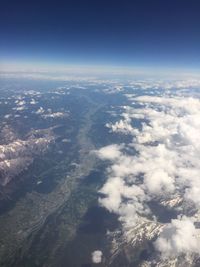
left=36, top=107, right=45, bottom=114
left=17, top=100, right=26, bottom=106
left=155, top=216, right=200, bottom=258
left=95, top=90, right=200, bottom=260
left=15, top=106, right=26, bottom=111
left=96, top=144, right=122, bottom=161
left=144, top=169, right=175, bottom=195
left=4, top=114, right=11, bottom=119
left=30, top=99, right=37, bottom=105
left=91, top=250, right=103, bottom=264
left=42, top=112, right=67, bottom=119
left=106, top=119, right=135, bottom=135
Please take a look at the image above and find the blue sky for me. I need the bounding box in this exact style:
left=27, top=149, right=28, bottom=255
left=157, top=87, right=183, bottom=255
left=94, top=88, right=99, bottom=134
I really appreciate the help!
left=1, top=0, right=200, bottom=70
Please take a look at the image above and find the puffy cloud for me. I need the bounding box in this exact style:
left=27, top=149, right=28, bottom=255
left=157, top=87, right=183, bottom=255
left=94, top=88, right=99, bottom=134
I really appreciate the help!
left=4, top=114, right=11, bottom=119
left=99, top=176, right=123, bottom=212
left=12, top=99, right=27, bottom=111
left=155, top=217, right=200, bottom=258
left=91, top=250, right=103, bottom=264
left=17, top=100, right=26, bottom=106
left=96, top=144, right=122, bottom=161
left=144, top=169, right=175, bottom=195
left=15, top=106, right=25, bottom=111
left=36, top=107, right=45, bottom=114
left=95, top=90, right=200, bottom=260
left=35, top=107, right=68, bottom=119
left=30, top=99, right=37, bottom=104
left=106, top=119, right=135, bottom=135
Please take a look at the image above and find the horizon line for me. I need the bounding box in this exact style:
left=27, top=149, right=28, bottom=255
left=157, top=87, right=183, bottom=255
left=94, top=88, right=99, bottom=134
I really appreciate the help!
left=1, top=60, right=200, bottom=79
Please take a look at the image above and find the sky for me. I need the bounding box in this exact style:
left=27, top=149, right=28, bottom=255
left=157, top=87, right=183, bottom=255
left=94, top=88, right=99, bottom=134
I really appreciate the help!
left=1, top=0, right=200, bottom=70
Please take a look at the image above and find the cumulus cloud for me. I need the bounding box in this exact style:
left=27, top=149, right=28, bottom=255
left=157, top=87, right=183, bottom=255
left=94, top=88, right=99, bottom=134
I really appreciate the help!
left=106, top=119, right=135, bottom=135
left=91, top=250, right=103, bottom=264
left=35, top=107, right=68, bottom=119
left=95, top=89, right=200, bottom=260
left=36, top=107, right=45, bottom=114
left=30, top=99, right=37, bottom=105
left=96, top=144, right=123, bottom=161
left=155, top=216, right=200, bottom=258
left=15, top=106, right=25, bottom=111
left=12, top=99, right=27, bottom=111
left=16, top=100, right=26, bottom=106
left=4, top=114, right=11, bottom=119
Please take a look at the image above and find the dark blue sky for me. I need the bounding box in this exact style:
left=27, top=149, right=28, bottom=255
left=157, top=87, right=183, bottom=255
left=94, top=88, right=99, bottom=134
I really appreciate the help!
left=1, top=0, right=200, bottom=69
